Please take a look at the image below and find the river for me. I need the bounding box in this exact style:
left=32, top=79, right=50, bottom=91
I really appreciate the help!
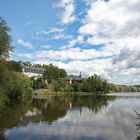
left=0, top=93, right=140, bottom=140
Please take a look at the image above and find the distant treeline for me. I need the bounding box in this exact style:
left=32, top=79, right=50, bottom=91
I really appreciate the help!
left=108, top=83, right=140, bottom=93
left=22, top=61, right=140, bottom=93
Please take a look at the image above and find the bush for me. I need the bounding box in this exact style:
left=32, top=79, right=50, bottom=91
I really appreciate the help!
left=9, top=72, right=32, bottom=100
left=0, top=87, right=8, bottom=111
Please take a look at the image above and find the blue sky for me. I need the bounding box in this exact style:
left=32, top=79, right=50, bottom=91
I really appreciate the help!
left=0, top=0, right=140, bottom=85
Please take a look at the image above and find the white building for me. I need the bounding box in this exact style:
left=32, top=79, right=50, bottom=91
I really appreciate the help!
left=22, top=65, right=45, bottom=78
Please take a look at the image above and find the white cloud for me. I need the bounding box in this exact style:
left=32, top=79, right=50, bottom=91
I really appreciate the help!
left=16, top=46, right=114, bottom=61
left=53, top=34, right=72, bottom=40
left=24, top=21, right=32, bottom=26
left=39, top=45, right=52, bottom=49
left=17, top=53, right=33, bottom=59
left=24, top=21, right=36, bottom=26
left=80, top=0, right=140, bottom=45
left=78, top=0, right=140, bottom=84
left=47, top=28, right=64, bottom=33
left=77, top=35, right=84, bottom=44
left=36, top=28, right=64, bottom=36
left=17, top=39, right=33, bottom=49
left=60, top=35, right=84, bottom=49
left=56, top=0, right=76, bottom=24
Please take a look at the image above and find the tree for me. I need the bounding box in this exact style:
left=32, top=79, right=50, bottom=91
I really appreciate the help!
left=6, top=60, right=22, bottom=72
left=0, top=17, right=13, bottom=59
left=0, top=87, right=8, bottom=111
left=0, top=17, right=32, bottom=110
left=72, top=82, right=81, bottom=92
left=8, top=72, right=32, bottom=100
left=80, top=74, right=109, bottom=93
left=44, top=64, right=67, bottom=83
left=31, top=77, right=47, bottom=89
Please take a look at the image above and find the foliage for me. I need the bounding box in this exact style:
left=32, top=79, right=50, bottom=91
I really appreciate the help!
left=71, top=82, right=81, bottom=92
left=9, top=72, right=32, bottom=100
left=43, top=64, right=67, bottom=83
left=0, top=17, right=33, bottom=110
left=70, top=74, right=109, bottom=93
left=49, top=78, right=67, bottom=92
left=6, top=60, right=22, bottom=72
left=0, top=17, right=13, bottom=59
left=20, top=61, right=31, bottom=66
left=0, top=87, right=8, bottom=111
left=28, top=63, right=67, bottom=91
left=0, top=61, right=14, bottom=95
left=0, top=61, right=32, bottom=101
left=31, top=77, right=47, bottom=89
left=108, top=83, right=140, bottom=93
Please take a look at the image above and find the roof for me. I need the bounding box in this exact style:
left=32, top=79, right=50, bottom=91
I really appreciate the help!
left=65, top=75, right=82, bottom=81
left=22, top=65, right=45, bottom=74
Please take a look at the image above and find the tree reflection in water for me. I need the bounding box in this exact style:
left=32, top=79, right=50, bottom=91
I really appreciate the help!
left=31, top=95, right=116, bottom=123
left=0, top=95, right=116, bottom=132
left=0, top=130, right=7, bottom=140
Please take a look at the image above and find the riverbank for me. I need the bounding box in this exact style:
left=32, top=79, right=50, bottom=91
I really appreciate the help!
left=33, top=89, right=140, bottom=99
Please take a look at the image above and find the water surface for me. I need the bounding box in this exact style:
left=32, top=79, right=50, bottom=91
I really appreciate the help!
left=0, top=93, right=140, bottom=140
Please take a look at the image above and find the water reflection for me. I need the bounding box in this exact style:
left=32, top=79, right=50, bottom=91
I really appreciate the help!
left=0, top=131, right=7, bottom=140
left=30, top=95, right=115, bottom=124
left=0, top=100, right=31, bottom=129
left=135, top=111, right=140, bottom=140
left=0, top=94, right=140, bottom=140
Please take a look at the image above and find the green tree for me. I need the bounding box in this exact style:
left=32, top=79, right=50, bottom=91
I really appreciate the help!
left=0, top=87, right=8, bottom=111
left=57, top=78, right=67, bottom=92
left=0, top=17, right=32, bottom=110
left=44, top=64, right=67, bottom=83
left=72, top=82, right=81, bottom=92
left=9, top=72, right=32, bottom=100
left=31, top=77, right=47, bottom=89
left=80, top=74, right=109, bottom=93
left=0, top=17, right=13, bottom=59
left=0, top=17, right=13, bottom=109
left=6, top=60, right=22, bottom=72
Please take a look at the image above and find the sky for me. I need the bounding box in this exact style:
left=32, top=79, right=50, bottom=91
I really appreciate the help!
left=0, top=0, right=140, bottom=85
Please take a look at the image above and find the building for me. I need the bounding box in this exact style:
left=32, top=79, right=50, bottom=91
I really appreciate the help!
left=65, top=73, right=82, bottom=85
left=22, top=65, right=45, bottom=78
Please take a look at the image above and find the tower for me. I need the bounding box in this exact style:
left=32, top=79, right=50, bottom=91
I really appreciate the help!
left=79, top=72, right=82, bottom=78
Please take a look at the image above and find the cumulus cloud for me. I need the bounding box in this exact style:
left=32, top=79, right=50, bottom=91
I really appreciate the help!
left=33, top=47, right=115, bottom=61
left=60, top=35, right=84, bottom=49
left=36, top=27, right=72, bottom=40
left=56, top=0, right=76, bottom=24
left=80, top=0, right=140, bottom=51
left=78, top=0, right=140, bottom=84
left=17, top=39, right=33, bottom=49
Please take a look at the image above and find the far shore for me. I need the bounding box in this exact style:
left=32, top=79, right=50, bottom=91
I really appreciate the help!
left=32, top=89, right=140, bottom=99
